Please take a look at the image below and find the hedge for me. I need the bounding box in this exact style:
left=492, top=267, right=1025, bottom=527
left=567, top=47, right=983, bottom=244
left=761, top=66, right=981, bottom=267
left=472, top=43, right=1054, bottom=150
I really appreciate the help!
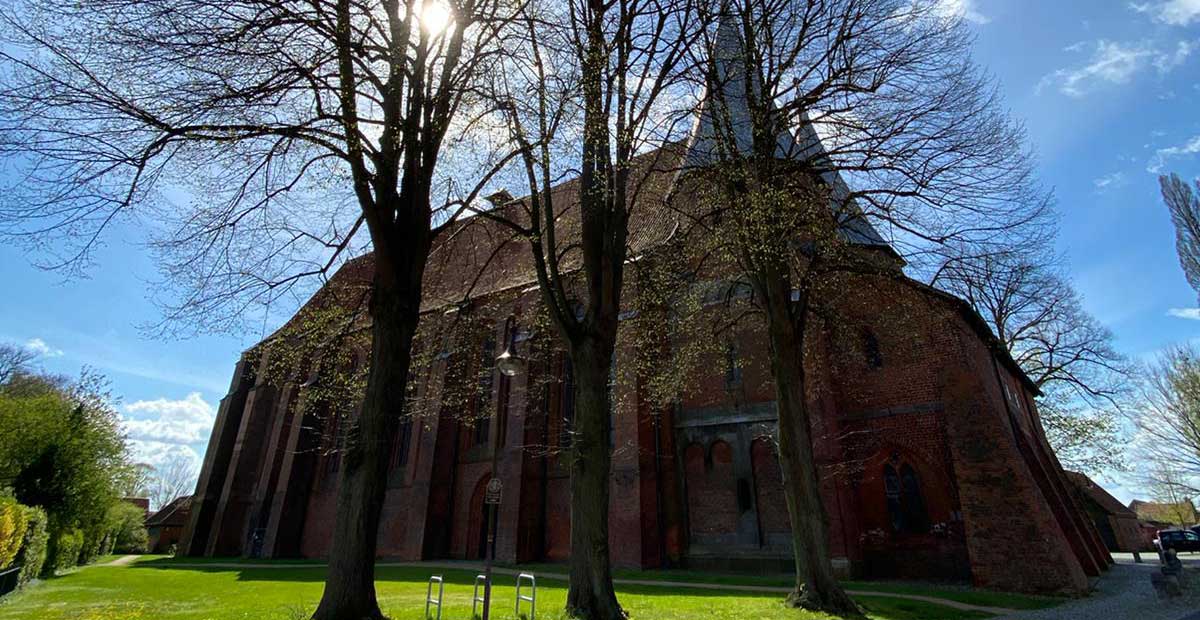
left=0, top=495, right=30, bottom=569
left=15, top=506, right=48, bottom=585
left=44, top=528, right=83, bottom=575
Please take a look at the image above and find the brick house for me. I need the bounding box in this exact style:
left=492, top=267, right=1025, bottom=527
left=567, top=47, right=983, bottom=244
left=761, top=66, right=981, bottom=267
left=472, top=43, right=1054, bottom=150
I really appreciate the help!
left=146, top=496, right=192, bottom=554
left=1129, top=499, right=1200, bottom=526
left=1065, top=472, right=1146, bottom=552
left=179, top=22, right=1110, bottom=596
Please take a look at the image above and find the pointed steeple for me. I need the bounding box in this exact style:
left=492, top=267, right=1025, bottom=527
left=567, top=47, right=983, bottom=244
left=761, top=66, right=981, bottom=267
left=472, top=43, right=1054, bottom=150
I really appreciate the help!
left=683, top=12, right=800, bottom=169
left=682, top=12, right=891, bottom=249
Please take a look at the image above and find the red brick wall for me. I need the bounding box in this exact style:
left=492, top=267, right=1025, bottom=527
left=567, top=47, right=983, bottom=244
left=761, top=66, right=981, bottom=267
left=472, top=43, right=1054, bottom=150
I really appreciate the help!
left=201, top=255, right=1099, bottom=595
left=685, top=441, right=739, bottom=539
left=751, top=439, right=790, bottom=541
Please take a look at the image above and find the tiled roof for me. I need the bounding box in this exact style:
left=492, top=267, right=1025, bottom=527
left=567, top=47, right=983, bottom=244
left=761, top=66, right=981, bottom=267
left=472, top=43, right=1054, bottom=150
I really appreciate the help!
left=1129, top=499, right=1199, bottom=524
left=683, top=14, right=891, bottom=250
left=146, top=495, right=192, bottom=528
left=1065, top=471, right=1136, bottom=518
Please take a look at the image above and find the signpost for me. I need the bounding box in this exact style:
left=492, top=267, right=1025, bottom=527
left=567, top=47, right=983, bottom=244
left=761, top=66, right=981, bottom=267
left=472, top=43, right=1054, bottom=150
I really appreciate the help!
left=485, top=477, right=503, bottom=505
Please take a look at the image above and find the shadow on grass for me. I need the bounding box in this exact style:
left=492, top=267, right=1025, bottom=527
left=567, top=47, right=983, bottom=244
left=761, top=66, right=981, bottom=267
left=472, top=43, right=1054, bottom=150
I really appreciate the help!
left=132, top=557, right=1061, bottom=613
left=136, top=561, right=790, bottom=601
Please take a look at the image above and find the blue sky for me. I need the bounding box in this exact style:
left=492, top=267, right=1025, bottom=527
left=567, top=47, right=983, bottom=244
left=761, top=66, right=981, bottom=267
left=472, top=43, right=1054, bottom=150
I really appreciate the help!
left=2, top=0, right=1200, bottom=500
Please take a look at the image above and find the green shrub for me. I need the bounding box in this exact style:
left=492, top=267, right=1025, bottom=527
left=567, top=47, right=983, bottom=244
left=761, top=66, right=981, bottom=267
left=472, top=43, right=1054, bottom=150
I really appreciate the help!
left=0, top=495, right=31, bottom=569
left=16, top=506, right=48, bottom=584
left=109, top=502, right=148, bottom=554
left=45, top=527, right=83, bottom=575
left=79, top=526, right=105, bottom=565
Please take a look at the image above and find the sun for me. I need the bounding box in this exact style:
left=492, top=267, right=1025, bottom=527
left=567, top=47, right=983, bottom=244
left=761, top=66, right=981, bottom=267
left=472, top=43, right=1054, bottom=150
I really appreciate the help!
left=419, top=0, right=454, bottom=35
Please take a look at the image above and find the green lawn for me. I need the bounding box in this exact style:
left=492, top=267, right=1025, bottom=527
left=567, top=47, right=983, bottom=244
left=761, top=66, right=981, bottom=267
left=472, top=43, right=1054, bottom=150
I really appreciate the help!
left=507, top=563, right=1062, bottom=612
left=0, top=558, right=1011, bottom=620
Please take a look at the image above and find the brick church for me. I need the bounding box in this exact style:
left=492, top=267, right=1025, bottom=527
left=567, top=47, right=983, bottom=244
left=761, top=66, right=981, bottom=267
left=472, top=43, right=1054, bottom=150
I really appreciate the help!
left=180, top=23, right=1112, bottom=596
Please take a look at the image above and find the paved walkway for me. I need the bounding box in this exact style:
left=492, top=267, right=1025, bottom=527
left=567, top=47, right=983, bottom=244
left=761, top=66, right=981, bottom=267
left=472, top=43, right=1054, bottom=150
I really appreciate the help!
left=992, top=554, right=1200, bottom=620
left=151, top=559, right=1017, bottom=615
left=102, top=555, right=141, bottom=567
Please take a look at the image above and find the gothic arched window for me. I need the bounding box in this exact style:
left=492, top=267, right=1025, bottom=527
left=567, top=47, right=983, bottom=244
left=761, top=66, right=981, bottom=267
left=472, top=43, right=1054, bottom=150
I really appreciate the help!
left=474, top=333, right=496, bottom=446
left=863, top=329, right=883, bottom=369
left=724, top=340, right=743, bottom=388
left=900, top=464, right=929, bottom=533
left=883, top=464, right=904, bottom=532
left=884, top=462, right=930, bottom=534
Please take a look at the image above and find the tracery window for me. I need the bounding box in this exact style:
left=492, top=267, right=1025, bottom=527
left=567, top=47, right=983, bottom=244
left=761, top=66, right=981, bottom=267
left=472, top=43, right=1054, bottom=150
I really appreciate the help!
left=474, top=334, right=496, bottom=446
left=883, top=462, right=929, bottom=534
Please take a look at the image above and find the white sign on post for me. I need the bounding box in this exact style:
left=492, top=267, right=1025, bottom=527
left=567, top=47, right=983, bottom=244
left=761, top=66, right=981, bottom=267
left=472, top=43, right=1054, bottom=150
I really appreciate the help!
left=484, top=477, right=502, bottom=505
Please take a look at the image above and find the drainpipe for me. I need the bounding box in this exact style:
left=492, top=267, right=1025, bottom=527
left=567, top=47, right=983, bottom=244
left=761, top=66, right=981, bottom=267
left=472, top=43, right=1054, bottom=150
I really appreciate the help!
left=653, top=409, right=667, bottom=567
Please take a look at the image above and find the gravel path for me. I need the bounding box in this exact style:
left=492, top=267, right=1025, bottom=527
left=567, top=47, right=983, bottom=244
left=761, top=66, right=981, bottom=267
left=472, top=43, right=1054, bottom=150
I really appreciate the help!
left=993, top=556, right=1200, bottom=620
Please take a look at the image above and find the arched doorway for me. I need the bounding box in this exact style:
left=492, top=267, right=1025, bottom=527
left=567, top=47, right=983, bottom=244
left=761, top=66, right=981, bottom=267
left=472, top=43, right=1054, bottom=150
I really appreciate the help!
left=466, top=474, right=491, bottom=560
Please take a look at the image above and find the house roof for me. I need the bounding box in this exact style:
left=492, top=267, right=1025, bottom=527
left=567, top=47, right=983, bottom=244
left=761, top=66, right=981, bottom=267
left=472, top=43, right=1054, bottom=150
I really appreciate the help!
left=146, top=495, right=192, bottom=528
left=1129, top=499, right=1200, bottom=524
left=1065, top=471, right=1136, bottom=518
left=240, top=15, right=1041, bottom=399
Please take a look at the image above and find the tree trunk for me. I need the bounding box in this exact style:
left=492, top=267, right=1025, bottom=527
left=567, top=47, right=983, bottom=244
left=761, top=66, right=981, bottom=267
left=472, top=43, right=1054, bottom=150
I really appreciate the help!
left=312, top=259, right=422, bottom=620
left=755, top=265, right=861, bottom=617
left=565, top=336, right=625, bottom=620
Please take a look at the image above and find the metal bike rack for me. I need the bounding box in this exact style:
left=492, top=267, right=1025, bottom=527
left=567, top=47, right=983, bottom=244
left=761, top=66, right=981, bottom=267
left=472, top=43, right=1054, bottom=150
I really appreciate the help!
left=515, top=572, right=536, bottom=620
left=425, top=575, right=444, bottom=620
left=472, top=574, right=489, bottom=619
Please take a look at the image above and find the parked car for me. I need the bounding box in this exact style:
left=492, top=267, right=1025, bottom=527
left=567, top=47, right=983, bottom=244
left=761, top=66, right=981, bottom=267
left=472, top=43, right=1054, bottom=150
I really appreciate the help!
left=1156, top=529, right=1200, bottom=553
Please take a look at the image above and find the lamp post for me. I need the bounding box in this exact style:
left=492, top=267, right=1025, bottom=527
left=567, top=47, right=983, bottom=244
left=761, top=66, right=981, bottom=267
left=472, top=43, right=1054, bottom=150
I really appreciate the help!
left=481, top=316, right=523, bottom=620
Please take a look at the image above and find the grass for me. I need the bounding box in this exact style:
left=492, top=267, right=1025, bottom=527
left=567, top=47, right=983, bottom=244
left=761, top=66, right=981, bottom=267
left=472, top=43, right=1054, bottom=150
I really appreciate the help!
left=504, top=563, right=1062, bottom=611
left=0, top=558, right=1010, bottom=620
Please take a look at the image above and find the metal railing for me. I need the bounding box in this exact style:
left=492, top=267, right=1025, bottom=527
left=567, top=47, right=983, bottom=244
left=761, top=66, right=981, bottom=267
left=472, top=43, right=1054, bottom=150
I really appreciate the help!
left=425, top=575, right=444, bottom=620
left=515, top=572, right=536, bottom=620
left=0, top=565, right=21, bottom=599
left=472, top=574, right=488, bottom=619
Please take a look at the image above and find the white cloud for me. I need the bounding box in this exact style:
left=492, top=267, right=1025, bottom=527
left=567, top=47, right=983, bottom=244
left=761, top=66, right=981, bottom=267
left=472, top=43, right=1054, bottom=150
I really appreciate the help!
left=123, top=392, right=216, bottom=445
left=24, top=337, right=63, bottom=358
left=1039, top=40, right=1152, bottom=97
left=1147, top=134, right=1200, bottom=173
left=1154, top=39, right=1198, bottom=72
left=1094, top=172, right=1127, bottom=192
left=1131, top=0, right=1200, bottom=25
left=1039, top=39, right=1197, bottom=97
left=127, top=441, right=202, bottom=471
left=932, top=0, right=990, bottom=24
left=1168, top=308, right=1200, bottom=320
left=1063, top=41, right=1088, bottom=53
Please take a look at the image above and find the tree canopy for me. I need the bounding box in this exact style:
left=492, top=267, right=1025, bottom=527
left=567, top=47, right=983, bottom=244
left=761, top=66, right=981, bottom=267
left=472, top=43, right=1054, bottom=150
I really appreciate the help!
left=0, top=370, right=132, bottom=535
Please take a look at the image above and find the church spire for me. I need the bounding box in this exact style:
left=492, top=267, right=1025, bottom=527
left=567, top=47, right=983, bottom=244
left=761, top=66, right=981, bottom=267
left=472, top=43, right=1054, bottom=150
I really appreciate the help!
left=682, top=11, right=892, bottom=249
left=683, top=11, right=801, bottom=168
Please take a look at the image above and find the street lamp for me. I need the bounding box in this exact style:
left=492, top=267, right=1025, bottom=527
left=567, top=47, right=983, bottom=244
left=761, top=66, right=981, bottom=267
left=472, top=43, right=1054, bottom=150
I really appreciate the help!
left=496, top=347, right=523, bottom=378
left=480, top=316, right=523, bottom=620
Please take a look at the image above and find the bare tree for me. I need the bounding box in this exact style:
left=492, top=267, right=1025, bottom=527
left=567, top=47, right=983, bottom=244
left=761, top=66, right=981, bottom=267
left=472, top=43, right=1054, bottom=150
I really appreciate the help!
left=1138, top=345, right=1200, bottom=498
left=935, top=253, right=1130, bottom=473
left=676, top=1, right=1054, bottom=612
left=150, top=455, right=199, bottom=511
left=0, top=342, right=37, bottom=384
left=0, top=1, right=517, bottom=618
left=120, top=462, right=157, bottom=500
left=1145, top=463, right=1198, bottom=526
left=1160, top=173, right=1200, bottom=304
left=478, top=0, right=703, bottom=616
